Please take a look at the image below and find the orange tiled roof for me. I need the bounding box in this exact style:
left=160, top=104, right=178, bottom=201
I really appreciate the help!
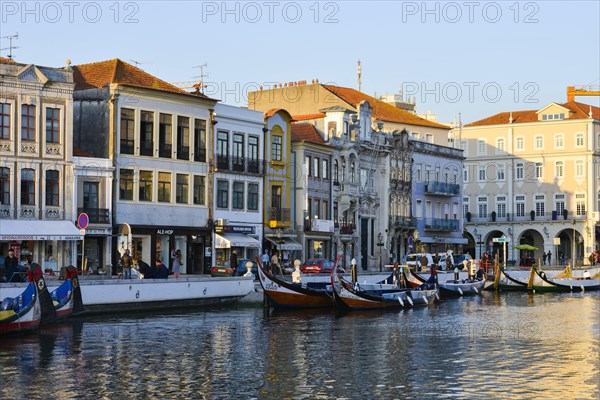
left=0, top=56, right=16, bottom=64
left=321, top=84, right=449, bottom=129
left=465, top=101, right=600, bottom=127
left=72, top=58, right=210, bottom=99
left=291, top=123, right=325, bottom=145
left=293, top=113, right=326, bottom=121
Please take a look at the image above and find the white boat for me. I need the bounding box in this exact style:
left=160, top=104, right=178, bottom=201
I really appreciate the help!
left=0, top=276, right=255, bottom=315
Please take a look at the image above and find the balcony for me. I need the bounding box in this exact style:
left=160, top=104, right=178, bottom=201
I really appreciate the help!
left=120, top=139, right=135, bottom=155
left=78, top=208, right=111, bottom=224
left=268, top=207, right=291, bottom=228
left=140, top=141, right=154, bottom=156
left=232, top=156, right=245, bottom=172
left=425, top=181, right=460, bottom=196
left=247, top=159, right=264, bottom=175
left=159, top=143, right=172, bottom=158
left=177, top=145, right=189, bottom=161
left=465, top=211, right=587, bottom=224
left=339, top=222, right=356, bottom=235
left=389, top=216, right=416, bottom=228
left=424, top=218, right=460, bottom=231
left=216, top=154, right=230, bottom=171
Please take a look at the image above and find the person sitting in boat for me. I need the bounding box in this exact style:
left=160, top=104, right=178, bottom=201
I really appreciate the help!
left=583, top=270, right=591, bottom=280
left=155, top=260, right=169, bottom=279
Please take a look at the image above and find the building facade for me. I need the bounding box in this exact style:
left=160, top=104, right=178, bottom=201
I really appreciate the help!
left=73, top=59, right=218, bottom=274
left=72, top=151, right=114, bottom=273
left=291, top=123, right=334, bottom=261
left=459, top=101, right=600, bottom=265
left=0, top=57, right=82, bottom=271
left=212, top=103, right=265, bottom=269
left=249, top=82, right=459, bottom=269
left=262, top=109, right=301, bottom=262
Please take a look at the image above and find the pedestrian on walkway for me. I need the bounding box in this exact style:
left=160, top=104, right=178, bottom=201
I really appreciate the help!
left=547, top=250, right=552, bottom=265
left=543, top=251, right=547, bottom=266
left=120, top=249, right=132, bottom=279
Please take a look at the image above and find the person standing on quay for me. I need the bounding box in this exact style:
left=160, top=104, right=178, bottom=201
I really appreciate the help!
left=261, top=250, right=270, bottom=272
left=230, top=250, right=238, bottom=274
left=3, top=248, right=19, bottom=282
left=120, top=249, right=132, bottom=279
left=547, top=250, right=552, bottom=265
left=543, top=251, right=547, bottom=266
left=172, top=249, right=183, bottom=279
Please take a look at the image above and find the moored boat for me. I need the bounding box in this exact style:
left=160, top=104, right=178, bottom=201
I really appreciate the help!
left=0, top=267, right=42, bottom=335
left=331, top=262, right=438, bottom=310
left=438, top=278, right=486, bottom=296
left=256, top=257, right=335, bottom=309
left=536, top=267, right=600, bottom=292
left=46, top=266, right=84, bottom=320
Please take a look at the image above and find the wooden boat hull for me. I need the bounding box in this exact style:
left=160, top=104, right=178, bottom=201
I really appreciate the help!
left=256, top=258, right=334, bottom=309
left=536, top=269, right=600, bottom=292
left=332, top=270, right=438, bottom=310
left=438, top=279, right=486, bottom=296
left=0, top=269, right=42, bottom=335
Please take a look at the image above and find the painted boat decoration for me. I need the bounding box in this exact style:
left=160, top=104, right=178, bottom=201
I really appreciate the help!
left=256, top=257, right=335, bottom=309
left=0, top=267, right=42, bottom=335
left=535, top=267, right=600, bottom=292
left=47, top=266, right=84, bottom=320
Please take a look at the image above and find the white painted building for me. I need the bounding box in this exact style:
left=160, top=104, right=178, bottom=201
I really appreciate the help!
left=212, top=103, right=265, bottom=269
left=0, top=57, right=82, bottom=272
left=73, top=59, right=218, bottom=275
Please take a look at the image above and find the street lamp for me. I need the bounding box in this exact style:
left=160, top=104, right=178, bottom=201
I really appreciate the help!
left=377, top=232, right=384, bottom=272
left=572, top=220, right=576, bottom=268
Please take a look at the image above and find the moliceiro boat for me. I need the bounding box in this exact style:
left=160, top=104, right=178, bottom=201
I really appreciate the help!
left=331, top=262, right=438, bottom=310
left=0, top=266, right=43, bottom=335
left=256, top=257, right=335, bottom=309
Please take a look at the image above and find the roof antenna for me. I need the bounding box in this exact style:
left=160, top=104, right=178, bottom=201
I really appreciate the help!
left=357, top=60, right=362, bottom=92
left=130, top=59, right=143, bottom=69
left=0, top=32, right=19, bottom=60
left=193, top=63, right=209, bottom=94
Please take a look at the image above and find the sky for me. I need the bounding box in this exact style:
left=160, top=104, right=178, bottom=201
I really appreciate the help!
left=1, top=0, right=599, bottom=123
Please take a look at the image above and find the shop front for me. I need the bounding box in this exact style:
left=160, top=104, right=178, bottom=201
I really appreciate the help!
left=214, top=225, right=261, bottom=269
left=0, top=220, right=83, bottom=272
left=113, top=225, right=212, bottom=276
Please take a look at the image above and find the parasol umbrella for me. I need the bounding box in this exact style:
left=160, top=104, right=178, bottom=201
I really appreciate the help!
left=513, top=244, right=538, bottom=251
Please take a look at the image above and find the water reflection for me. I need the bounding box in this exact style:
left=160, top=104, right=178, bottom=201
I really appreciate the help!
left=0, top=292, right=598, bottom=399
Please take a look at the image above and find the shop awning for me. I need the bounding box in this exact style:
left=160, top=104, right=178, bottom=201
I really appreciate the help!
left=266, top=237, right=302, bottom=251
left=215, top=233, right=261, bottom=249
left=222, top=233, right=261, bottom=248
left=0, top=220, right=83, bottom=241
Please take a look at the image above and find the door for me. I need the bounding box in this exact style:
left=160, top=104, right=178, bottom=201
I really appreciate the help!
left=83, top=182, right=99, bottom=221
left=192, top=243, right=204, bottom=274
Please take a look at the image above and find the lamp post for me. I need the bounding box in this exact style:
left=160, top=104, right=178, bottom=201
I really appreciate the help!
left=377, top=232, right=384, bottom=272
left=572, top=219, right=576, bottom=268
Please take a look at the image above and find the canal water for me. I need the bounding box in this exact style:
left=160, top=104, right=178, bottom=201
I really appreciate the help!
left=1, top=291, right=598, bottom=399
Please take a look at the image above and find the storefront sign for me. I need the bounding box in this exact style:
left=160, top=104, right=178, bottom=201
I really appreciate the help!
left=215, top=225, right=256, bottom=234
left=85, top=228, right=112, bottom=236
left=311, top=219, right=334, bottom=233
left=157, top=229, right=174, bottom=235
left=0, top=235, right=83, bottom=241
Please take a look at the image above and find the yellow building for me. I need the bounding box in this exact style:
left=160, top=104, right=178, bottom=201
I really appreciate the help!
left=262, top=109, right=301, bottom=255
left=459, top=101, right=599, bottom=266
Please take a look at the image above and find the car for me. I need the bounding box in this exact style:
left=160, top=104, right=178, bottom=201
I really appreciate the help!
left=235, top=259, right=258, bottom=277
left=210, top=264, right=234, bottom=277
left=300, top=259, right=343, bottom=274
left=404, top=253, right=434, bottom=270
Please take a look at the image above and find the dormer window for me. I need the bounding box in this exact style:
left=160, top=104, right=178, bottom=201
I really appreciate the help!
left=541, top=113, right=565, bottom=121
